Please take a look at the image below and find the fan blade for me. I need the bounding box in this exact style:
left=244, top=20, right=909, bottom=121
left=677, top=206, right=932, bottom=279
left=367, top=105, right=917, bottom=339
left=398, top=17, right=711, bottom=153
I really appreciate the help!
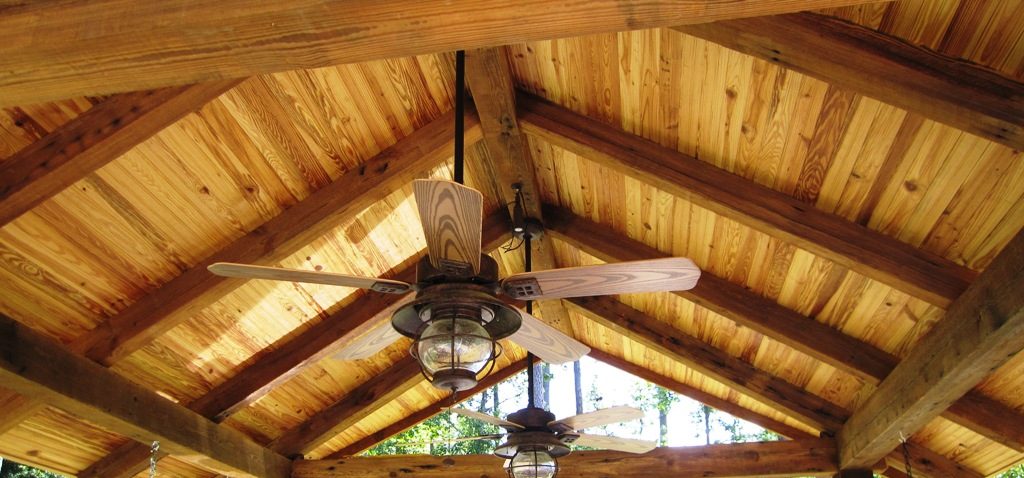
left=551, top=406, right=644, bottom=431
left=332, top=320, right=404, bottom=360
left=398, top=434, right=505, bottom=447
left=572, top=434, right=656, bottom=454
left=509, top=310, right=590, bottom=364
left=501, top=257, right=700, bottom=300
left=208, top=262, right=412, bottom=294
left=449, top=408, right=525, bottom=430
left=414, top=179, right=483, bottom=276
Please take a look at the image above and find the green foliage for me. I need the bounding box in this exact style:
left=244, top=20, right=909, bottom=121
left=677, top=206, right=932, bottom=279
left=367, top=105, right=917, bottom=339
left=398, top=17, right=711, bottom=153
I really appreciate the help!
left=0, top=459, right=64, bottom=478
left=998, top=464, right=1024, bottom=478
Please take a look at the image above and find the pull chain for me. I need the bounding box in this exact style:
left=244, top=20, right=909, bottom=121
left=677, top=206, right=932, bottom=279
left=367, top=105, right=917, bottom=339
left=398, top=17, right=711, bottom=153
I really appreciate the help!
left=899, top=432, right=914, bottom=478
left=148, top=441, right=160, bottom=478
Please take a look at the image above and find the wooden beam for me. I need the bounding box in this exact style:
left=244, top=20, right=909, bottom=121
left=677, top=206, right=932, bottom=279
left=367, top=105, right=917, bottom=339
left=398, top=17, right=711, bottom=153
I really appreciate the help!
left=586, top=349, right=814, bottom=440
left=465, top=47, right=575, bottom=334
left=544, top=204, right=1024, bottom=451
left=675, top=12, right=1024, bottom=151
left=79, top=214, right=512, bottom=477
left=564, top=296, right=850, bottom=433
left=883, top=442, right=983, bottom=478
left=70, top=108, right=482, bottom=365
left=294, top=438, right=839, bottom=478
left=329, top=358, right=529, bottom=457
left=0, top=314, right=291, bottom=478
left=0, top=81, right=240, bottom=227
left=0, top=391, right=47, bottom=435
left=518, top=94, right=975, bottom=308
left=271, top=356, right=424, bottom=457
left=838, top=231, right=1024, bottom=469
left=833, top=470, right=873, bottom=478
left=0, top=0, right=874, bottom=105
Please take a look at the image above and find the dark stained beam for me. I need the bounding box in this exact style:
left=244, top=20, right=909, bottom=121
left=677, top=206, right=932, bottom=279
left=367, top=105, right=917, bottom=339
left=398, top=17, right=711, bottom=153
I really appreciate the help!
left=675, top=12, right=1024, bottom=150
left=0, top=81, right=240, bottom=227
left=839, top=231, right=1024, bottom=469
left=0, top=0, right=874, bottom=105
left=518, top=93, right=976, bottom=308
left=69, top=108, right=482, bottom=365
left=564, top=296, right=849, bottom=433
left=78, top=214, right=512, bottom=478
left=0, top=314, right=291, bottom=478
left=329, top=358, right=529, bottom=457
left=465, top=47, right=575, bottom=334
left=587, top=348, right=814, bottom=440
left=544, top=204, right=1024, bottom=452
left=294, top=439, right=840, bottom=478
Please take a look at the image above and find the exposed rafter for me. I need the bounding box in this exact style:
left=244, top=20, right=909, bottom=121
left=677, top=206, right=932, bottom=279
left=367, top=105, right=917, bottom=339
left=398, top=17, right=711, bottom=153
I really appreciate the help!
left=294, top=439, right=840, bottom=478
left=0, top=0, right=875, bottom=105
left=839, top=230, right=1024, bottom=469
left=0, top=314, right=291, bottom=478
left=565, top=295, right=849, bottom=433
left=69, top=107, right=482, bottom=365
left=543, top=204, right=1024, bottom=451
left=465, top=46, right=575, bottom=334
left=676, top=12, right=1024, bottom=150
left=0, top=81, right=240, bottom=227
left=77, top=214, right=512, bottom=477
left=517, top=93, right=976, bottom=308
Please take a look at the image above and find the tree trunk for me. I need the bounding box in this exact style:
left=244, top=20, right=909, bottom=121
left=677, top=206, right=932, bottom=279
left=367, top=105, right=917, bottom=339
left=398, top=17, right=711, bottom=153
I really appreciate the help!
left=702, top=405, right=712, bottom=445
left=478, top=389, right=490, bottom=413
left=573, top=361, right=583, bottom=415
left=659, top=408, right=668, bottom=446
left=491, top=384, right=500, bottom=415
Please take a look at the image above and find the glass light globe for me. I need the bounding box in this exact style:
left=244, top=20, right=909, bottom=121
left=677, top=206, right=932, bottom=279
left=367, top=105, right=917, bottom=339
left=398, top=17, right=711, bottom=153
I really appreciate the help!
left=507, top=447, right=557, bottom=478
left=416, top=317, right=492, bottom=375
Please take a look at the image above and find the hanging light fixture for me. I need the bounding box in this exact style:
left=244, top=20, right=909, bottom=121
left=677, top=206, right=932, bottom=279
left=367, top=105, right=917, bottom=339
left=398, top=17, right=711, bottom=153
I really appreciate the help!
left=494, top=355, right=570, bottom=478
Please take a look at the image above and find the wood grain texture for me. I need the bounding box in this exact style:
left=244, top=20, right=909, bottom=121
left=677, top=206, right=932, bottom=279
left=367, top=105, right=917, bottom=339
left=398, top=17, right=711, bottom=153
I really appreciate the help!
left=329, top=359, right=528, bottom=457
left=573, top=434, right=655, bottom=454
left=509, top=310, right=591, bottom=364
left=207, top=262, right=412, bottom=293
left=565, top=296, right=850, bottom=433
left=544, top=204, right=1024, bottom=451
left=883, top=441, right=983, bottom=478
left=503, top=257, right=700, bottom=299
left=0, top=391, right=47, bottom=435
left=414, top=179, right=483, bottom=275
left=553, top=405, right=643, bottom=431
left=587, top=349, right=815, bottom=440
left=519, top=93, right=976, bottom=307
left=0, top=81, right=240, bottom=226
left=676, top=12, right=1024, bottom=150
left=70, top=108, right=482, bottom=365
left=839, top=231, right=1024, bottom=469
left=0, top=0, right=874, bottom=105
left=464, top=46, right=577, bottom=337
left=270, top=357, right=424, bottom=457
left=295, top=439, right=839, bottom=478
left=0, top=314, right=291, bottom=478
left=81, top=215, right=512, bottom=478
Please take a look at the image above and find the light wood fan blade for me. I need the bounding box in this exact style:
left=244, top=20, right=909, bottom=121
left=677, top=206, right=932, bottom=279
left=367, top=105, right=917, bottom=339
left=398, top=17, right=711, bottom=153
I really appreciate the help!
left=551, top=406, right=644, bottom=431
left=414, top=179, right=483, bottom=276
left=407, top=434, right=506, bottom=446
left=332, top=320, right=405, bottom=360
left=449, top=408, right=525, bottom=430
left=208, top=262, right=412, bottom=294
left=501, top=257, right=700, bottom=300
left=509, top=310, right=590, bottom=364
left=572, top=434, right=656, bottom=454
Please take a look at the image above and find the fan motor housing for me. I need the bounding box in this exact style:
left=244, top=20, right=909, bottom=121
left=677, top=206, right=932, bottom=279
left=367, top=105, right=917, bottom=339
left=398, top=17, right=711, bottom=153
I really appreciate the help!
left=415, top=253, right=500, bottom=287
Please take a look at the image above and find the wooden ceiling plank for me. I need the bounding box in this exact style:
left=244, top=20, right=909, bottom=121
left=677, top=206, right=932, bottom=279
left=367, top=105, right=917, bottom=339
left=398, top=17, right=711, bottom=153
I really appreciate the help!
left=838, top=231, right=1024, bottom=469
left=0, top=81, right=240, bottom=227
left=294, top=438, right=839, bottom=478
left=586, top=348, right=815, bottom=440
left=544, top=204, right=1024, bottom=452
left=465, top=47, right=575, bottom=335
left=0, top=390, right=47, bottom=435
left=0, top=314, right=291, bottom=478
left=1, top=0, right=878, bottom=106
left=518, top=93, right=976, bottom=308
left=270, top=356, right=424, bottom=458
left=329, top=358, right=529, bottom=457
left=675, top=12, right=1024, bottom=151
left=69, top=108, right=482, bottom=365
left=564, top=295, right=850, bottom=433
left=884, top=442, right=984, bottom=478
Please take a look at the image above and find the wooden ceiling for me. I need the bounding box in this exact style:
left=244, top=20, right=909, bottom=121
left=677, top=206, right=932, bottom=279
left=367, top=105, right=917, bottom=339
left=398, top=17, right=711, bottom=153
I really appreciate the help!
left=0, top=1, right=1022, bottom=477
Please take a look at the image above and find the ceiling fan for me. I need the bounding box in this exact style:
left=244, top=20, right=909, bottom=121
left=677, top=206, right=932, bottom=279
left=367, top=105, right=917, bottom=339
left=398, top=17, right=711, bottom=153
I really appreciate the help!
left=206, top=50, right=702, bottom=392
left=441, top=358, right=656, bottom=478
